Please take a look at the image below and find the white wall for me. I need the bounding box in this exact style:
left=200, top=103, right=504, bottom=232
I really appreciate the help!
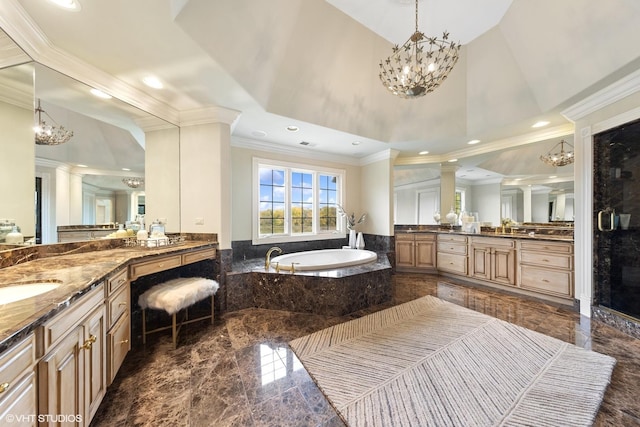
left=361, top=154, right=395, bottom=236
left=145, top=127, right=180, bottom=234
left=0, top=101, right=34, bottom=238
left=470, top=183, right=501, bottom=225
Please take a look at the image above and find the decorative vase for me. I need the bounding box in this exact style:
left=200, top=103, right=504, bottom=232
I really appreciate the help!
left=349, top=229, right=357, bottom=249
left=445, top=207, right=457, bottom=231
left=356, top=232, right=365, bottom=250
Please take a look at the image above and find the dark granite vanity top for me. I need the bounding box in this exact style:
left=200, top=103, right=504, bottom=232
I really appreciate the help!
left=0, top=241, right=217, bottom=354
left=395, top=225, right=574, bottom=242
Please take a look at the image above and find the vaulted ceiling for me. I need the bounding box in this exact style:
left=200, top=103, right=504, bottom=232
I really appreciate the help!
left=4, top=0, right=640, bottom=165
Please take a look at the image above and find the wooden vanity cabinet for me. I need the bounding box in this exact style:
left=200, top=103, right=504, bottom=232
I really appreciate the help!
left=518, top=240, right=574, bottom=298
left=396, top=233, right=437, bottom=272
left=105, top=268, right=131, bottom=385
left=38, top=283, right=106, bottom=427
left=436, top=234, right=468, bottom=275
left=469, top=237, right=516, bottom=286
left=0, top=334, right=36, bottom=426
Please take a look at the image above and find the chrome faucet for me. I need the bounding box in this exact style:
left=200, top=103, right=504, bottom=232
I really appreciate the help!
left=265, top=246, right=282, bottom=270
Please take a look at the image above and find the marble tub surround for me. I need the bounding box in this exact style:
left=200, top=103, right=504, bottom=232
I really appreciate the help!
left=0, top=240, right=217, bottom=353
left=90, top=274, right=640, bottom=426
left=226, top=253, right=392, bottom=315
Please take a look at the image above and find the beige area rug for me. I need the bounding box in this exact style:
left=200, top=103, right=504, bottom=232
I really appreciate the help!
left=290, top=296, right=616, bottom=427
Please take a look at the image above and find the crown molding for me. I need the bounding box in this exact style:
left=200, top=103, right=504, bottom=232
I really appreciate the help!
left=394, top=124, right=575, bottom=166
left=562, top=68, right=640, bottom=121
left=0, top=0, right=181, bottom=126
left=359, top=149, right=400, bottom=166
left=179, top=106, right=242, bottom=128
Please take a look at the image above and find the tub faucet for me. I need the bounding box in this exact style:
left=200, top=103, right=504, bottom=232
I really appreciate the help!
left=265, top=246, right=282, bottom=270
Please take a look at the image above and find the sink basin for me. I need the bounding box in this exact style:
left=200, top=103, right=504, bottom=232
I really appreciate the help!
left=0, top=282, right=60, bottom=305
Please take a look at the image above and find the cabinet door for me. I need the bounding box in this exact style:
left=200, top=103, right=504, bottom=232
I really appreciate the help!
left=469, top=246, right=490, bottom=280
left=84, top=306, right=106, bottom=424
left=39, top=325, right=84, bottom=426
left=492, top=247, right=515, bottom=285
left=415, top=240, right=436, bottom=268
left=395, top=240, right=416, bottom=268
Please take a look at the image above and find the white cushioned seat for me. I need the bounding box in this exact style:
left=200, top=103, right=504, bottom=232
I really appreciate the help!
left=138, top=277, right=219, bottom=315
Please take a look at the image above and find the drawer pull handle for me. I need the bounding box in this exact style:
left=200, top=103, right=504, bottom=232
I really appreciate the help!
left=81, top=335, right=97, bottom=350
left=118, top=302, right=127, bottom=307
left=120, top=339, right=129, bottom=345
left=542, top=259, right=550, bottom=262
left=118, top=278, right=125, bottom=284
left=0, top=382, right=9, bottom=393
left=542, top=279, right=550, bottom=283
left=158, top=263, right=164, bottom=268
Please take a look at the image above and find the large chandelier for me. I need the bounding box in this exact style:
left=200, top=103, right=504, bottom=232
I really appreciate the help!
left=379, top=0, right=461, bottom=98
left=122, top=177, right=144, bottom=188
left=540, top=139, right=574, bottom=167
left=34, top=99, right=73, bottom=145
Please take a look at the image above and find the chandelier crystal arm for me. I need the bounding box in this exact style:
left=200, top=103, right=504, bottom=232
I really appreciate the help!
left=34, top=99, right=73, bottom=145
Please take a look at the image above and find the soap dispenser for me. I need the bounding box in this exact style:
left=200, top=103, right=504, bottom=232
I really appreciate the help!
left=115, top=223, right=128, bottom=238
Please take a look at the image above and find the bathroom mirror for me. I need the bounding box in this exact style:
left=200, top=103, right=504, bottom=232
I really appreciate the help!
left=0, top=27, right=179, bottom=244
left=393, top=137, right=575, bottom=226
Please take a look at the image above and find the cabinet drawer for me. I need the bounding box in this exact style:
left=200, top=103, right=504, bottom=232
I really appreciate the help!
left=438, top=234, right=467, bottom=243
left=395, top=233, right=415, bottom=241
left=470, top=237, right=515, bottom=248
left=437, top=242, right=467, bottom=255
left=182, top=248, right=216, bottom=265
left=107, top=284, right=130, bottom=329
left=129, top=255, right=181, bottom=280
left=519, top=240, right=573, bottom=254
left=520, top=251, right=573, bottom=270
left=0, top=371, right=36, bottom=426
left=520, top=265, right=573, bottom=297
left=38, top=283, right=104, bottom=356
left=437, top=252, right=467, bottom=275
left=107, top=268, right=128, bottom=296
left=107, top=312, right=130, bottom=385
left=414, top=233, right=436, bottom=242
left=0, top=334, right=35, bottom=402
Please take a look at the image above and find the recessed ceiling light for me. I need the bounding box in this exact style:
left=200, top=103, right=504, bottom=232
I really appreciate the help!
left=77, top=164, right=88, bottom=168
left=418, top=150, right=429, bottom=155
left=467, top=139, right=480, bottom=145
left=532, top=121, right=550, bottom=128
left=448, top=158, right=458, bottom=162
left=143, top=76, right=163, bottom=89
left=48, top=0, right=81, bottom=11
left=352, top=141, right=361, bottom=146
left=286, top=125, right=299, bottom=132
left=90, top=88, right=112, bottom=99
left=252, top=130, right=267, bottom=138
left=121, top=168, right=131, bottom=171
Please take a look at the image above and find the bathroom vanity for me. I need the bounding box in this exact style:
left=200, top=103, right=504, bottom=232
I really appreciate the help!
left=0, top=238, right=217, bottom=426
left=395, top=226, right=575, bottom=307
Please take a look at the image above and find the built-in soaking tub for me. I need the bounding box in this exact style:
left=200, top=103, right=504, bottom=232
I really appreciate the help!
left=270, top=248, right=377, bottom=271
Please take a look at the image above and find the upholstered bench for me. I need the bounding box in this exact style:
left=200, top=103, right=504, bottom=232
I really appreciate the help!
left=138, top=277, right=219, bottom=348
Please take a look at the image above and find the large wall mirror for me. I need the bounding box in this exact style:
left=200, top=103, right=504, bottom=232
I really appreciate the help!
left=394, top=137, right=575, bottom=226
left=0, top=28, right=178, bottom=245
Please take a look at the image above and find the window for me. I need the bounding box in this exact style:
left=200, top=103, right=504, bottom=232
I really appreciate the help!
left=254, top=158, right=344, bottom=243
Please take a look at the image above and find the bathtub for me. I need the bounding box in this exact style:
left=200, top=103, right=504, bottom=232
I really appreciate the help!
left=270, top=248, right=377, bottom=271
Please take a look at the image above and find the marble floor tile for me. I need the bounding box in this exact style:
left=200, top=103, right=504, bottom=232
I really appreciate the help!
left=91, top=273, right=640, bottom=426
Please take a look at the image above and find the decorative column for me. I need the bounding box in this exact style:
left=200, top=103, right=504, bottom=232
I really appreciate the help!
left=440, top=163, right=458, bottom=222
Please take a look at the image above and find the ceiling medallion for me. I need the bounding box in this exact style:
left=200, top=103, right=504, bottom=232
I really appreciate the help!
left=34, top=99, right=74, bottom=145
left=379, top=0, right=461, bottom=98
left=540, top=139, right=574, bottom=167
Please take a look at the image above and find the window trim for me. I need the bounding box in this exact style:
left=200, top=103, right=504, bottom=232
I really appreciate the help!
left=252, top=157, right=346, bottom=244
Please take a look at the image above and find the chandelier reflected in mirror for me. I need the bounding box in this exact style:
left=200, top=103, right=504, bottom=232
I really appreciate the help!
left=34, top=99, right=74, bottom=145
left=540, top=139, right=574, bottom=167
left=379, top=0, right=461, bottom=98
left=122, top=177, right=144, bottom=188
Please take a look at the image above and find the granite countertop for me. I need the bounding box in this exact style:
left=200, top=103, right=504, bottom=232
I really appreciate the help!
left=394, top=225, right=574, bottom=242
left=0, top=241, right=216, bottom=354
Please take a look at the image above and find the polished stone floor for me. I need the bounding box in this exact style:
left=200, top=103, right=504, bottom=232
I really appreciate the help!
left=91, top=274, right=640, bottom=426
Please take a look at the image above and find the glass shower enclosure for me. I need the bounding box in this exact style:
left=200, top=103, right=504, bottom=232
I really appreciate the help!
left=593, top=118, right=640, bottom=321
